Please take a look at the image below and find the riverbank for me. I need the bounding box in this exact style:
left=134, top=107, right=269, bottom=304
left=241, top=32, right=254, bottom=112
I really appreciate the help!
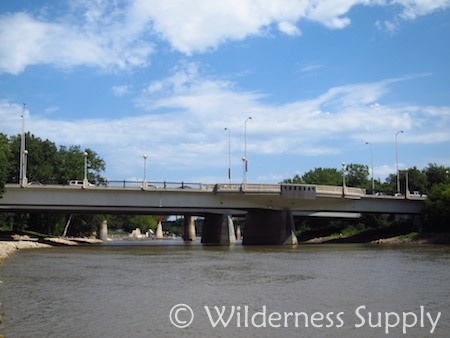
left=301, top=232, right=450, bottom=245
left=0, top=235, right=103, bottom=265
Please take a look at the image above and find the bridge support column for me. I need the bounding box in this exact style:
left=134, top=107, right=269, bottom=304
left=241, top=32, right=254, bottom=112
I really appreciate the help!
left=236, top=225, right=242, bottom=241
left=155, top=219, right=163, bottom=239
left=98, top=220, right=108, bottom=241
left=201, top=214, right=236, bottom=245
left=243, top=209, right=298, bottom=245
left=183, top=215, right=196, bottom=241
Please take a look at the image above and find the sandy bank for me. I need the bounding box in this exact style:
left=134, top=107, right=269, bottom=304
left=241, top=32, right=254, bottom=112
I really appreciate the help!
left=301, top=233, right=450, bottom=245
left=0, top=236, right=103, bottom=264
left=371, top=233, right=450, bottom=245
left=0, top=241, right=52, bottom=264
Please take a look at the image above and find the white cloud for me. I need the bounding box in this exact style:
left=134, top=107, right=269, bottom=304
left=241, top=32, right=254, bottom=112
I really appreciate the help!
left=277, top=21, right=301, bottom=36
left=1, top=1, right=449, bottom=73
left=0, top=9, right=154, bottom=74
left=112, top=85, right=132, bottom=97
left=1, top=68, right=449, bottom=182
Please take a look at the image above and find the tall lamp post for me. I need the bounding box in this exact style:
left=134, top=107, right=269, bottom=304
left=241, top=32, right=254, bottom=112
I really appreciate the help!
left=23, top=149, right=28, bottom=186
left=342, top=162, right=346, bottom=197
left=143, top=154, right=148, bottom=189
left=83, top=151, right=89, bottom=188
left=224, top=128, right=231, bottom=183
left=19, top=104, right=26, bottom=187
left=365, top=142, right=375, bottom=192
left=243, top=116, right=252, bottom=184
left=395, top=130, right=404, bottom=193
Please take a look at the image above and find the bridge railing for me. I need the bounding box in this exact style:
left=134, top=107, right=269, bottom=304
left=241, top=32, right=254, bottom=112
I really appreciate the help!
left=315, top=185, right=366, bottom=197
left=215, top=183, right=281, bottom=193
left=103, top=180, right=208, bottom=190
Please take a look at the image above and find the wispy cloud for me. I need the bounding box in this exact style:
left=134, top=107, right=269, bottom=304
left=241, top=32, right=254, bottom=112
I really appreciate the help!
left=112, top=85, right=132, bottom=97
left=1, top=1, right=449, bottom=73
left=1, top=67, right=447, bottom=181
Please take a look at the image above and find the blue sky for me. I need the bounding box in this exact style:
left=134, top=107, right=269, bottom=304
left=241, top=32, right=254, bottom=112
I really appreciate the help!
left=1, top=0, right=450, bottom=184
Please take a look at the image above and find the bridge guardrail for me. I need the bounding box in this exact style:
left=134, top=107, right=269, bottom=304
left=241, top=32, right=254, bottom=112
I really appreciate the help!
left=103, top=180, right=208, bottom=190
left=215, top=183, right=281, bottom=194
left=315, top=185, right=366, bottom=197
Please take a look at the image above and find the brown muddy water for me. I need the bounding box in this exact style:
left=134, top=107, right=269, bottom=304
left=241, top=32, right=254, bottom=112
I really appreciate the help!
left=1, top=240, right=449, bottom=337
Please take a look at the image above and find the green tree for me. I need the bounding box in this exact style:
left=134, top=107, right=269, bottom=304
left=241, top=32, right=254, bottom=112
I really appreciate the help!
left=282, top=174, right=303, bottom=184
left=302, top=167, right=342, bottom=185
left=400, top=167, right=427, bottom=194
left=124, top=215, right=158, bottom=234
left=422, top=183, right=450, bottom=232
left=345, top=163, right=369, bottom=188
left=56, top=145, right=105, bottom=184
left=0, top=133, right=12, bottom=196
left=423, top=163, right=450, bottom=189
left=8, top=133, right=59, bottom=184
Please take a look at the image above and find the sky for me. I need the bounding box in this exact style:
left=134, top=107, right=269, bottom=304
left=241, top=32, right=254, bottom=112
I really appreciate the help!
left=1, top=0, right=449, bottom=185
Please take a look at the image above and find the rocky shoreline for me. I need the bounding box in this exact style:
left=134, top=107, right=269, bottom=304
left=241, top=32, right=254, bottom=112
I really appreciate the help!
left=301, top=232, right=450, bottom=245
left=0, top=236, right=103, bottom=265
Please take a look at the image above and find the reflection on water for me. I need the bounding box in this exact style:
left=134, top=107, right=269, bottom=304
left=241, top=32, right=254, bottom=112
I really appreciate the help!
left=1, top=241, right=449, bottom=337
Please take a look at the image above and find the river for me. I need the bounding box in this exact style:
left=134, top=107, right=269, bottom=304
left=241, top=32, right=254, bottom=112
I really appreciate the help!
left=1, top=241, right=449, bottom=337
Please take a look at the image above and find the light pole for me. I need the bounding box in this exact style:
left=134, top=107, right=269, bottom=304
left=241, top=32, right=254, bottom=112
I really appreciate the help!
left=19, top=103, right=26, bottom=187
left=143, top=154, right=148, bottom=189
left=342, top=162, right=346, bottom=197
left=243, top=116, right=252, bottom=184
left=365, top=142, right=374, bottom=192
left=83, top=151, right=88, bottom=188
left=395, top=130, right=404, bottom=193
left=23, top=149, right=28, bottom=186
left=224, top=128, right=231, bottom=183
left=405, top=169, right=409, bottom=198
left=143, top=154, right=148, bottom=181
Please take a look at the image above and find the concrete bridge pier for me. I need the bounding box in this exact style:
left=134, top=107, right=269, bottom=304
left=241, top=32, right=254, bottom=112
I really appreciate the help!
left=155, top=220, right=163, bottom=239
left=98, top=220, right=108, bottom=241
left=183, top=215, right=196, bottom=241
left=201, top=214, right=236, bottom=245
left=242, top=209, right=298, bottom=245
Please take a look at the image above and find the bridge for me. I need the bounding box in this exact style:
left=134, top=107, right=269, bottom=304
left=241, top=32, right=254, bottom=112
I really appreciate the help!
left=0, top=182, right=424, bottom=245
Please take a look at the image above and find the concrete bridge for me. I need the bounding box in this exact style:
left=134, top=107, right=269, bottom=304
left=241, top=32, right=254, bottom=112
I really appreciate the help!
left=0, top=182, right=424, bottom=245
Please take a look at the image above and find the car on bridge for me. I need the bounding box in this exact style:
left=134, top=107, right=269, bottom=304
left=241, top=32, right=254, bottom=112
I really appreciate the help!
left=68, top=180, right=94, bottom=187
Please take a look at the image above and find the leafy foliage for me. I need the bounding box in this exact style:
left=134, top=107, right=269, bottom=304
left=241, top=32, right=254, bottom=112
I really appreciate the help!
left=2, top=132, right=106, bottom=185
left=422, top=183, right=450, bottom=232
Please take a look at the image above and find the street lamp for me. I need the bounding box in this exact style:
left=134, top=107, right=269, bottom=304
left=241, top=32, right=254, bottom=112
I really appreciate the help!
left=342, top=162, right=346, bottom=197
left=143, top=154, right=148, bottom=181
left=142, top=154, right=148, bottom=189
left=224, top=128, right=231, bottom=183
left=19, top=103, right=26, bottom=187
left=365, top=142, right=375, bottom=192
left=405, top=169, right=409, bottom=198
left=243, top=116, right=252, bottom=184
left=83, top=151, right=89, bottom=188
left=395, top=130, right=404, bottom=193
left=23, top=149, right=28, bottom=186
